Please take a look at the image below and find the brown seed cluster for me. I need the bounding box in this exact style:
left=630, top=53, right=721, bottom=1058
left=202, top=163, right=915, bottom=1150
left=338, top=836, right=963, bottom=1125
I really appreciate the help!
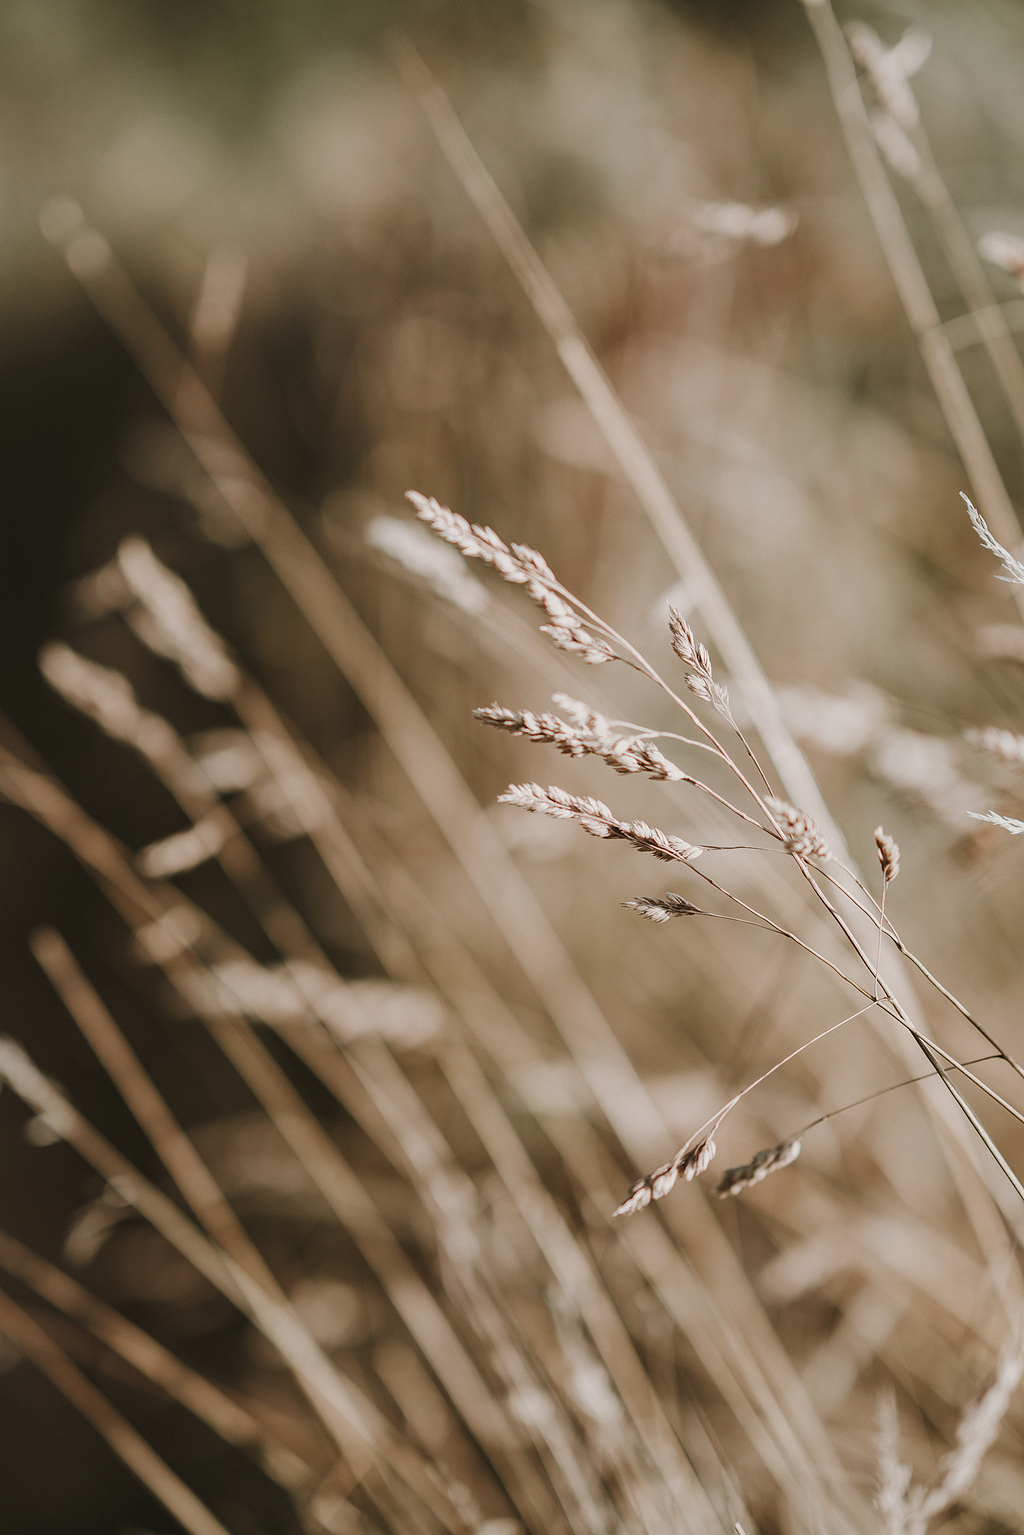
left=622, top=893, right=703, bottom=922
left=716, top=1139, right=801, bottom=1198
left=474, top=702, right=691, bottom=784
left=408, top=492, right=615, bottom=663
left=874, top=826, right=900, bottom=885
left=614, top=1138, right=716, bottom=1217
left=498, top=783, right=704, bottom=863
left=765, top=797, right=831, bottom=860
left=667, top=607, right=734, bottom=722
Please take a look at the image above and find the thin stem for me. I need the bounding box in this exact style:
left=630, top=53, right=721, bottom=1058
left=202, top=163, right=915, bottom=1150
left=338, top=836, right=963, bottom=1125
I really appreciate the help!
left=702, top=845, right=779, bottom=854
left=685, top=862, right=899, bottom=1012
left=673, top=779, right=774, bottom=834
left=674, top=1003, right=882, bottom=1164
left=733, top=725, right=777, bottom=797
left=874, top=884, right=887, bottom=1003
left=0, top=1287, right=234, bottom=1535
left=793, top=1055, right=1004, bottom=1137
left=551, top=581, right=780, bottom=824
left=796, top=859, right=1024, bottom=1179
left=633, top=728, right=725, bottom=756
left=912, top=1037, right=1024, bottom=1204
left=687, top=861, right=1024, bottom=1141
left=891, top=936, right=1024, bottom=1085
left=816, top=862, right=896, bottom=937
left=804, top=856, right=1024, bottom=1090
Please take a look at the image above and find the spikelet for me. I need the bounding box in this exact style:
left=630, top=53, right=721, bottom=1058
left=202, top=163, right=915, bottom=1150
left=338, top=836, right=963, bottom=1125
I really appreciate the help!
left=962, top=492, right=1024, bottom=585
left=614, top=1138, right=716, bottom=1217
left=474, top=702, right=690, bottom=782
left=409, top=492, right=615, bottom=663
left=874, top=827, right=900, bottom=885
left=716, top=1139, right=801, bottom=1198
left=667, top=607, right=734, bottom=722
left=622, top=894, right=703, bottom=922
left=498, top=784, right=703, bottom=863
left=473, top=704, right=592, bottom=758
left=765, top=797, right=831, bottom=860
left=968, top=809, right=1024, bottom=836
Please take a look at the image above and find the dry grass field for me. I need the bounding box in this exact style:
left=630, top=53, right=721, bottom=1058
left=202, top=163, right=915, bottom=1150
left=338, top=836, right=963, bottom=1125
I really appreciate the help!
left=4, top=2, right=1024, bottom=1532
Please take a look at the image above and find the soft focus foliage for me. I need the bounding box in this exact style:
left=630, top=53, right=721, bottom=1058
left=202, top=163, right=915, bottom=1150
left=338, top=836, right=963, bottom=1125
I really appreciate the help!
left=5, top=3, right=1024, bottom=1533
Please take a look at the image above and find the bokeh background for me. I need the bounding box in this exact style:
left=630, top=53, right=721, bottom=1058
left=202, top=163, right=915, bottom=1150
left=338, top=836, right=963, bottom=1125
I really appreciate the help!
left=5, top=2, right=1024, bottom=1532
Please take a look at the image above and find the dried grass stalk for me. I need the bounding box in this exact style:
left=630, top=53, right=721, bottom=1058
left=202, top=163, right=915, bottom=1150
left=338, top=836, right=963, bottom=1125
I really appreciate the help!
left=473, top=702, right=690, bottom=781
left=0, top=1227, right=312, bottom=1496
left=0, top=1286, right=234, bottom=1535
left=874, top=1341, right=1024, bottom=1535
left=498, top=783, right=704, bottom=863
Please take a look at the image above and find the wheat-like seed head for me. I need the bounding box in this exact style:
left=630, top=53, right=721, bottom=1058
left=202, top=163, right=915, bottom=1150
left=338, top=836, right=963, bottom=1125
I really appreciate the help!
left=474, top=701, right=691, bottom=782
left=622, top=894, right=703, bottom=922
left=874, top=827, right=900, bottom=885
left=409, top=491, right=616, bottom=663
left=716, top=1139, right=801, bottom=1198
left=497, top=783, right=704, bottom=863
left=968, top=809, right=1024, bottom=836
left=667, top=606, right=734, bottom=722
left=473, top=703, right=592, bottom=757
left=614, top=1138, right=716, bottom=1216
left=765, top=797, right=831, bottom=860
left=963, top=492, right=1024, bottom=585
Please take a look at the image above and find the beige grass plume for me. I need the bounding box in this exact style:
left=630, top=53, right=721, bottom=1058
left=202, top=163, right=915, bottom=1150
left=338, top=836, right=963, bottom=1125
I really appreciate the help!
left=716, top=1140, right=802, bottom=1198
left=614, top=1138, right=717, bottom=1217
left=874, top=827, right=900, bottom=885
left=765, top=796, right=831, bottom=860
left=667, top=606, right=734, bottom=723
left=622, top=893, right=703, bottom=922
left=497, top=783, right=704, bottom=863
left=474, top=702, right=691, bottom=781
left=875, top=1339, right=1024, bottom=1534
left=408, top=492, right=615, bottom=663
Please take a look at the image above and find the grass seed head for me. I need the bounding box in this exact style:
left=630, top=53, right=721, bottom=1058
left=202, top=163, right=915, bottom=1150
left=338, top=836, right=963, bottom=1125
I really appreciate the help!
left=623, top=893, right=703, bottom=921
left=766, top=797, right=831, bottom=860
left=874, top=827, right=900, bottom=884
left=615, top=1137, right=716, bottom=1216
left=716, top=1139, right=801, bottom=1198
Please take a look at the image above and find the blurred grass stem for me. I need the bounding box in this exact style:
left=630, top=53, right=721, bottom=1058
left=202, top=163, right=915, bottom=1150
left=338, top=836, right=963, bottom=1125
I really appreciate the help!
left=0, top=1286, right=234, bottom=1535
left=0, top=1226, right=315, bottom=1500
left=802, top=0, right=1024, bottom=592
